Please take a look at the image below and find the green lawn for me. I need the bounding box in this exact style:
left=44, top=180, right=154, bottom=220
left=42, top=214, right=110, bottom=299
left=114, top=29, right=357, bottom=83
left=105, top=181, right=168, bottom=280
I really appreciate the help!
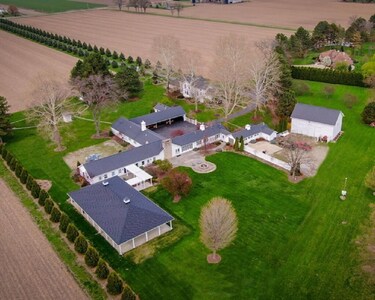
left=4, top=80, right=375, bottom=299
left=0, top=0, right=104, bottom=13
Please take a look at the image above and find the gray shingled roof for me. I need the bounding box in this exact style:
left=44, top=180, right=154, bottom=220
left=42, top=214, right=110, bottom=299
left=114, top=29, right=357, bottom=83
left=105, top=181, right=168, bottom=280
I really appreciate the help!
left=83, top=141, right=163, bottom=177
left=154, top=103, right=169, bottom=111
left=291, top=103, right=342, bottom=125
left=112, top=117, right=163, bottom=145
left=172, top=123, right=230, bottom=146
left=130, top=106, right=185, bottom=126
left=68, top=176, right=173, bottom=245
left=232, top=123, right=276, bottom=139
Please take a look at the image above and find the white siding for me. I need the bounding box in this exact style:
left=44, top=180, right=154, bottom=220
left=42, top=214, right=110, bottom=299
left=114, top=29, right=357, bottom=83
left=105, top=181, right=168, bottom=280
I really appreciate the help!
left=291, top=118, right=340, bottom=141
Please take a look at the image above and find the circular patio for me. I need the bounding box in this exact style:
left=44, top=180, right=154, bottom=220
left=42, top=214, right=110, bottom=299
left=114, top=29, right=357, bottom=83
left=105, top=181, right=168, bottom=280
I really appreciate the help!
left=190, top=160, right=216, bottom=174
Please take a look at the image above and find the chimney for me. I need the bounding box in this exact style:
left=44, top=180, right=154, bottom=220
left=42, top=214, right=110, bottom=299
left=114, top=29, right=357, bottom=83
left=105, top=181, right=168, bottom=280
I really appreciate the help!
left=141, top=120, right=146, bottom=131
left=199, top=123, right=205, bottom=131
left=245, top=124, right=251, bottom=131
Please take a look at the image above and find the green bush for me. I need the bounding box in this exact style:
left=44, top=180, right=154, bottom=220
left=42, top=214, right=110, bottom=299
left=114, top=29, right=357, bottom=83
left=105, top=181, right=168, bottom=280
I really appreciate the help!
left=31, top=181, right=41, bottom=199
left=15, top=163, right=23, bottom=178
left=112, top=51, right=119, bottom=59
left=121, top=286, right=136, bottom=300
left=106, top=272, right=123, bottom=295
left=95, top=258, right=110, bottom=279
left=154, top=159, right=172, bottom=172
left=74, top=235, right=88, bottom=254
left=1, top=147, right=7, bottom=159
left=59, top=213, right=70, bottom=233
left=105, top=48, right=111, bottom=57
left=362, top=101, right=375, bottom=124
left=44, top=198, right=54, bottom=214
left=20, top=169, right=28, bottom=184
left=136, top=56, right=142, bottom=66
left=85, top=246, right=99, bottom=267
left=127, top=56, right=134, bottom=64
left=9, top=157, right=17, bottom=171
left=26, top=175, right=34, bottom=191
left=120, top=52, right=125, bottom=60
left=112, top=60, right=119, bottom=68
left=50, top=207, right=62, bottom=223
left=5, top=151, right=13, bottom=165
left=66, top=223, right=79, bottom=243
left=38, top=189, right=49, bottom=206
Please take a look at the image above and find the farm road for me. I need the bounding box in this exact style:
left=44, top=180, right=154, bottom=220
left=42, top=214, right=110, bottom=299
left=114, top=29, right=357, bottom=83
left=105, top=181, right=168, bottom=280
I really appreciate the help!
left=0, top=179, right=87, bottom=300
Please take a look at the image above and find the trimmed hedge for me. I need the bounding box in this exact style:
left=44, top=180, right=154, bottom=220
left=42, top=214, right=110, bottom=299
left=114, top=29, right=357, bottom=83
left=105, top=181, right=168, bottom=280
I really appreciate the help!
left=26, top=175, right=34, bottom=191
left=59, top=213, right=70, bottom=233
left=95, top=258, right=110, bottom=279
left=20, top=169, right=28, bottom=184
left=121, top=286, right=136, bottom=300
left=31, top=181, right=41, bottom=199
left=66, top=223, right=79, bottom=243
left=15, top=163, right=23, bottom=178
left=106, top=272, right=123, bottom=295
left=50, top=207, right=62, bottom=223
left=74, top=235, right=88, bottom=254
left=44, top=198, right=54, bottom=214
left=38, top=189, right=49, bottom=206
left=85, top=246, right=99, bottom=267
left=291, top=66, right=364, bottom=87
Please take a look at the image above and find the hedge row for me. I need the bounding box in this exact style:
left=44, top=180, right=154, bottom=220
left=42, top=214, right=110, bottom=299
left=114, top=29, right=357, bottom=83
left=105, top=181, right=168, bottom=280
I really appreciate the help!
left=291, top=66, right=365, bottom=87
left=0, top=144, right=137, bottom=298
left=0, top=19, right=147, bottom=68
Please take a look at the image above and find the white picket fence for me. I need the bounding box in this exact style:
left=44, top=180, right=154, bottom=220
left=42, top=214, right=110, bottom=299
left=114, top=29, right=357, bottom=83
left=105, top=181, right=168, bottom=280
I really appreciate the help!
left=185, top=117, right=198, bottom=125
left=244, top=146, right=291, bottom=171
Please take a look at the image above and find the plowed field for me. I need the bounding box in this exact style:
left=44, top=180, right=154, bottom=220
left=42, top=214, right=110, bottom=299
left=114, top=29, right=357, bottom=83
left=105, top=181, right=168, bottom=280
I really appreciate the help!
left=0, top=30, right=76, bottom=112
left=0, top=179, right=87, bottom=300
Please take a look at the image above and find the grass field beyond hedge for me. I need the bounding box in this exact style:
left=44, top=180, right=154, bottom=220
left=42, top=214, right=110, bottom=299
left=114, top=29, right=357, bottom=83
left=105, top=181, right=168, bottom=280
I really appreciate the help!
left=4, top=80, right=375, bottom=299
left=0, top=0, right=104, bottom=13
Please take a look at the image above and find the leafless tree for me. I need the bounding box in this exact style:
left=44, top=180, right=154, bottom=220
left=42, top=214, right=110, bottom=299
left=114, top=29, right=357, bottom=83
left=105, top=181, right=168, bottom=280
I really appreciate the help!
left=210, top=34, right=251, bottom=120
left=175, top=2, right=184, bottom=16
left=71, top=75, right=126, bottom=137
left=153, top=35, right=182, bottom=92
left=283, top=138, right=312, bottom=178
left=29, top=79, right=74, bottom=151
left=114, top=0, right=124, bottom=10
left=179, top=50, right=204, bottom=111
left=138, top=0, right=150, bottom=12
left=248, top=41, right=281, bottom=115
left=200, top=197, right=238, bottom=263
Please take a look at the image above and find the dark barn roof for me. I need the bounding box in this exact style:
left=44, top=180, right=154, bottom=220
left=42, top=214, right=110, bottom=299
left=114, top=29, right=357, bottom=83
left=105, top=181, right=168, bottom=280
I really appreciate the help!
left=130, top=106, right=186, bottom=126
left=68, top=176, right=173, bottom=245
left=83, top=141, right=163, bottom=177
left=291, top=103, right=342, bottom=126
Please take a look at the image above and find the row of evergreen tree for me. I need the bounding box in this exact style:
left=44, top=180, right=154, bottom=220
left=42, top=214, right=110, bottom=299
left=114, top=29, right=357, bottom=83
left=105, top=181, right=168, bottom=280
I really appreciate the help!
left=291, top=66, right=365, bottom=87
left=0, top=144, right=136, bottom=299
left=0, top=18, right=148, bottom=69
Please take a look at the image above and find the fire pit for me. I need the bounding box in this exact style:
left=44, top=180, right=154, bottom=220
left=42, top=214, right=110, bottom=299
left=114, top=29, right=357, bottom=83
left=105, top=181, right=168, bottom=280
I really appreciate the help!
left=191, top=160, right=216, bottom=173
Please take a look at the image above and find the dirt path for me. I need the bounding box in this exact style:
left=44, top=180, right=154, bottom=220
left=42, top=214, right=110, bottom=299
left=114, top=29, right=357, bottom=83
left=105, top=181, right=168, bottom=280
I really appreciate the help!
left=0, top=30, right=76, bottom=113
left=0, top=179, right=88, bottom=300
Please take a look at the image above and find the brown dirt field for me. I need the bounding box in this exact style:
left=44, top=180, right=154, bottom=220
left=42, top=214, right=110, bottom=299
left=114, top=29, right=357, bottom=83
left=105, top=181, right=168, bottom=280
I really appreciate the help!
left=0, top=30, right=77, bottom=113
left=16, top=9, right=290, bottom=75
left=0, top=179, right=87, bottom=300
left=147, top=0, right=375, bottom=30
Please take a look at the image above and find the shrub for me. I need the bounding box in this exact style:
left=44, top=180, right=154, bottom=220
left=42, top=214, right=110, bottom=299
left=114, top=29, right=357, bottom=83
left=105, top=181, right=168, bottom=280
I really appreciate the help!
left=5, top=151, right=13, bottom=165
left=120, top=52, right=125, bottom=60
left=106, top=272, right=123, bottom=295
left=127, top=56, right=134, bottom=64
left=20, top=169, right=28, bottom=184
left=96, top=259, right=110, bottom=279
left=1, top=147, right=8, bottom=159
left=59, top=213, right=70, bottom=233
left=144, top=59, right=151, bottom=69
left=74, top=235, right=88, bottom=254
left=66, top=223, right=79, bottom=243
left=50, top=207, right=62, bottom=223
left=15, top=163, right=23, bottom=178
left=362, top=101, right=375, bottom=124
left=105, top=48, right=112, bottom=57
left=322, top=85, right=335, bottom=98
left=112, top=51, right=119, bottom=59
left=121, top=286, right=136, bottom=300
left=99, top=47, right=105, bottom=55
left=343, top=93, right=358, bottom=109
left=85, top=246, right=99, bottom=267
left=154, top=159, right=172, bottom=172
left=9, top=157, right=17, bottom=171
left=136, top=56, right=142, bottom=66
left=26, top=175, right=34, bottom=191
left=44, top=198, right=54, bottom=214
left=31, top=181, right=41, bottom=199
left=112, top=60, right=119, bottom=68
left=293, top=81, right=311, bottom=96
left=38, top=189, right=49, bottom=206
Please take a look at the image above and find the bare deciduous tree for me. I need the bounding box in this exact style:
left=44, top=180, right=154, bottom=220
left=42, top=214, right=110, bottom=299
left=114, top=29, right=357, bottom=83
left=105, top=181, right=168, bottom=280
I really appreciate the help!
left=248, top=41, right=281, bottom=115
left=153, top=35, right=182, bottom=92
left=114, top=0, right=124, bottom=10
left=283, top=138, right=312, bottom=178
left=29, top=79, right=74, bottom=151
left=175, top=2, right=184, bottom=16
left=200, top=197, right=238, bottom=264
left=72, top=75, right=126, bottom=137
left=210, top=34, right=250, bottom=120
left=138, top=0, right=150, bottom=12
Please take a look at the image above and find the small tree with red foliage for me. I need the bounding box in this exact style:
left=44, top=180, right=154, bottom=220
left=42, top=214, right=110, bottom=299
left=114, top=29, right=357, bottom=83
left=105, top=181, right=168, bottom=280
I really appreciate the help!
left=8, top=5, right=19, bottom=16
left=161, top=170, right=192, bottom=202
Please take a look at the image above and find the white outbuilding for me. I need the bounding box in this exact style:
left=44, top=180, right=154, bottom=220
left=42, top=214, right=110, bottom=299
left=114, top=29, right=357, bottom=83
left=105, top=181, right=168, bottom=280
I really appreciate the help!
left=291, top=103, right=344, bottom=142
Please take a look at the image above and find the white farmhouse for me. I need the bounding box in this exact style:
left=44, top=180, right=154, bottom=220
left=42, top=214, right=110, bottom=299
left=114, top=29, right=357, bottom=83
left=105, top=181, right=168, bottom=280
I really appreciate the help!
left=180, top=76, right=213, bottom=103
left=291, top=103, right=343, bottom=142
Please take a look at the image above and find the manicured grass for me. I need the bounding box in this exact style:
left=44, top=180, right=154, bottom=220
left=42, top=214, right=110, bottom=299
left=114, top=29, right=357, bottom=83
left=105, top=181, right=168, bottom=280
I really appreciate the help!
left=4, top=80, right=375, bottom=299
left=0, top=0, right=104, bottom=13
left=0, top=161, right=106, bottom=300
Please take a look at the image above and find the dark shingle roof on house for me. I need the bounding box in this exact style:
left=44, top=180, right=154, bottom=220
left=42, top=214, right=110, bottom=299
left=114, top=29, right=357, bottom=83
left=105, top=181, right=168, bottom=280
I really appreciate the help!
left=172, top=123, right=229, bottom=146
left=68, top=176, right=173, bottom=245
left=232, top=123, right=276, bottom=139
left=130, top=106, right=185, bottom=126
left=154, top=103, right=169, bottom=112
left=83, top=141, right=163, bottom=177
left=291, top=103, right=342, bottom=126
left=112, top=117, right=163, bottom=145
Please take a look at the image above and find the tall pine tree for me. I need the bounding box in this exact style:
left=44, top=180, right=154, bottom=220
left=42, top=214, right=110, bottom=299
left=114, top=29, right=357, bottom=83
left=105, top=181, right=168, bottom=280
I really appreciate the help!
left=0, top=96, right=12, bottom=143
